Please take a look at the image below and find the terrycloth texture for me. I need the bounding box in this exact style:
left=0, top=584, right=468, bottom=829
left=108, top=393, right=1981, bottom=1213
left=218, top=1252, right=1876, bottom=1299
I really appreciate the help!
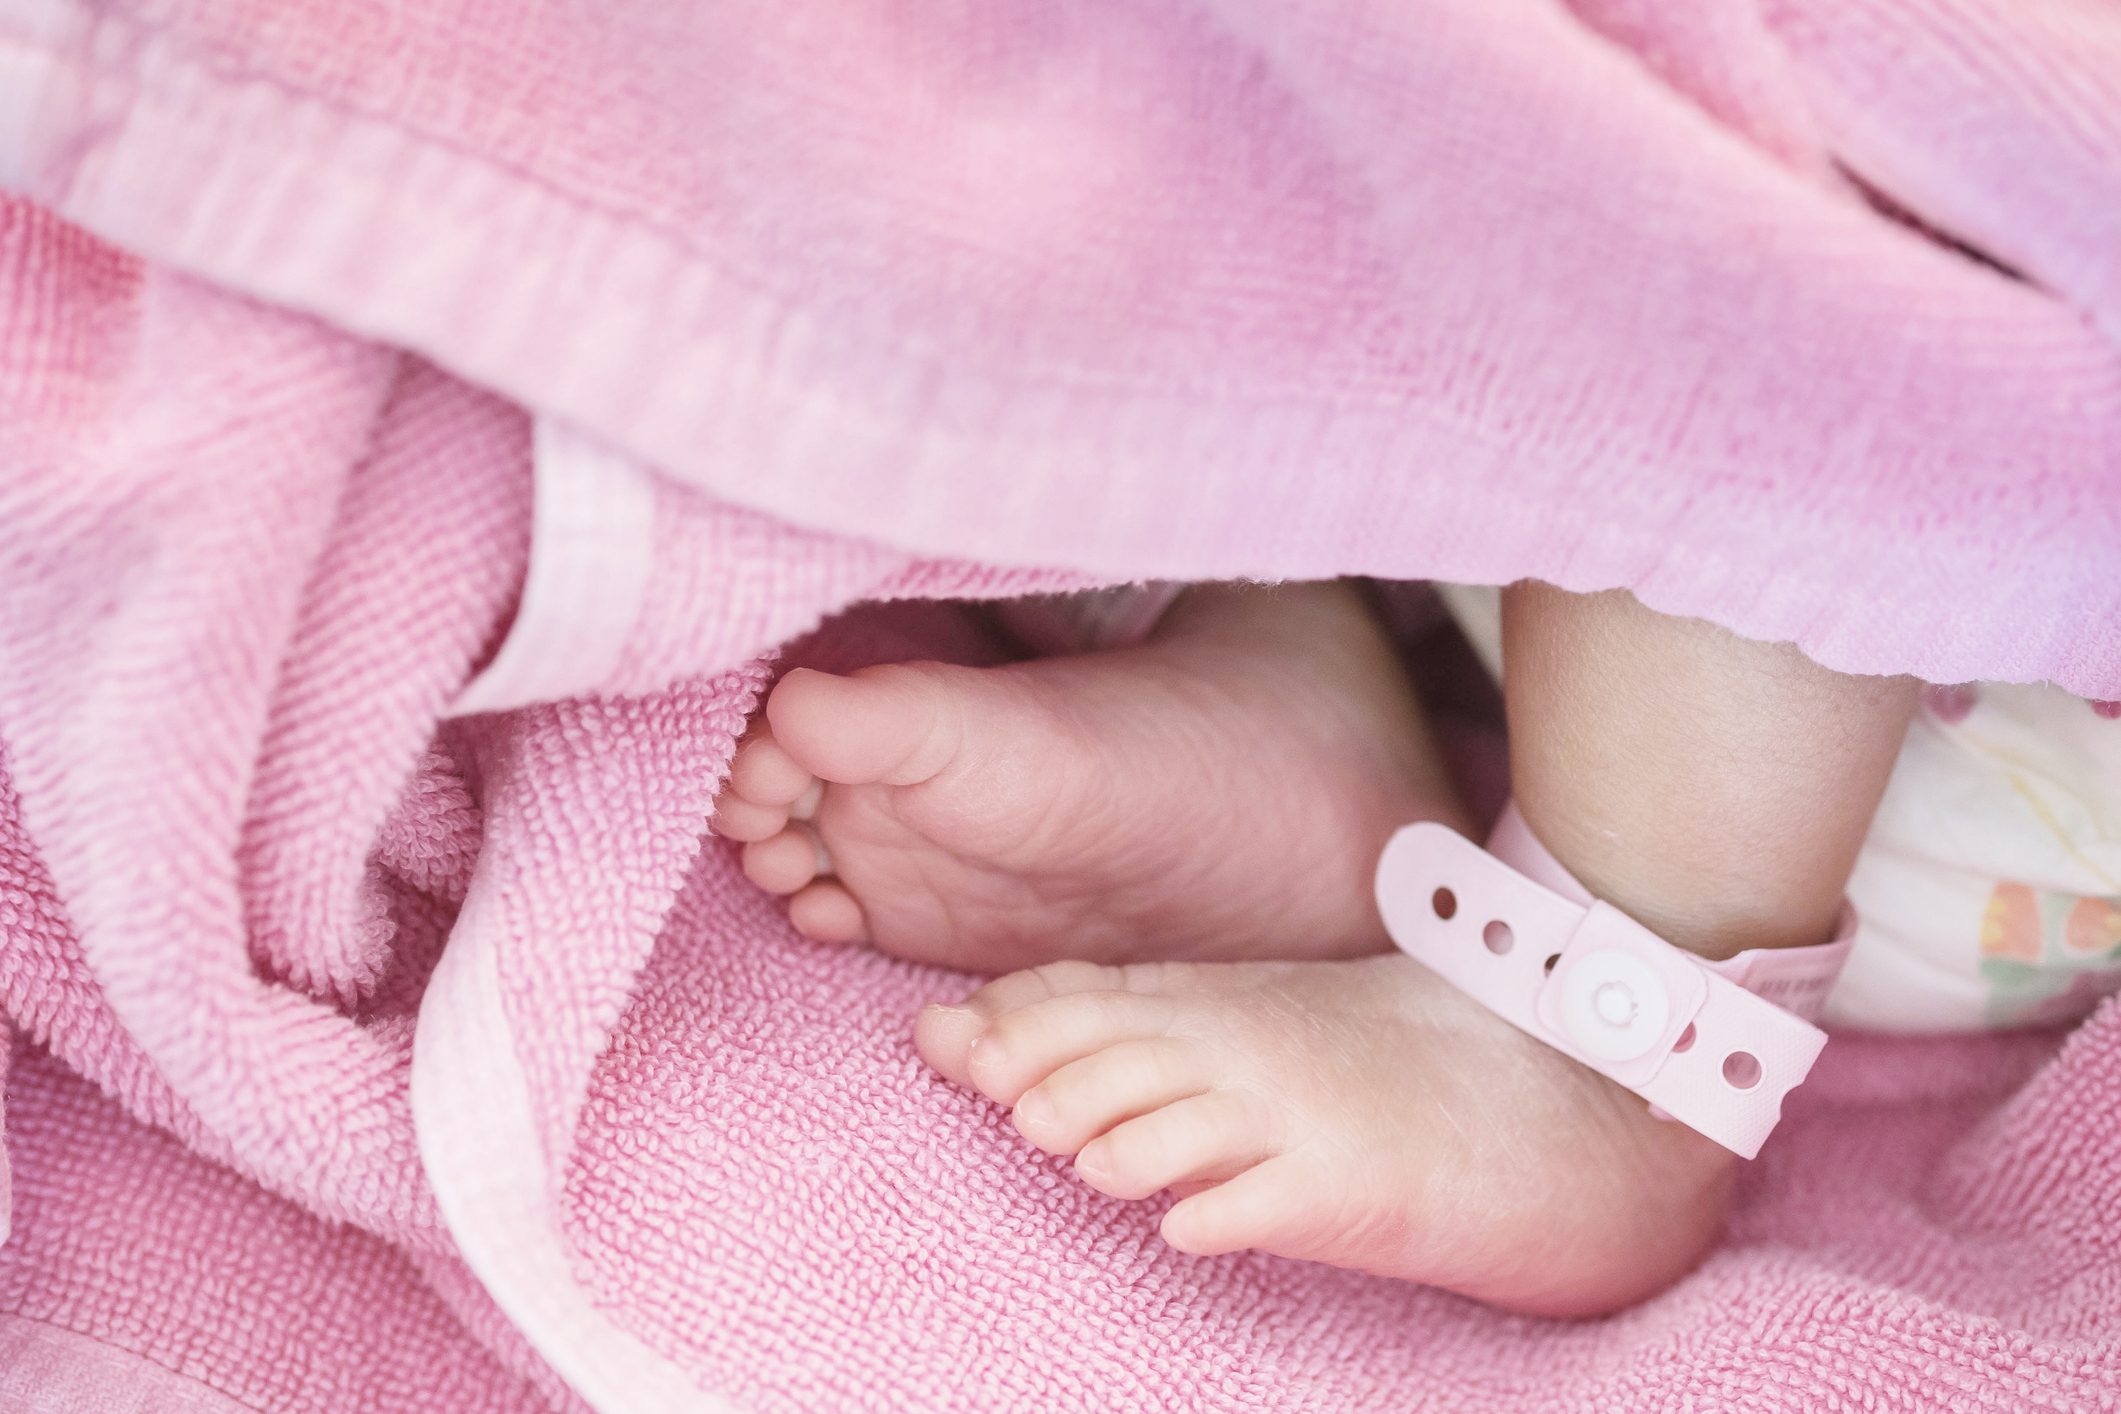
left=1, top=0, right=2118, bottom=694
left=0, top=1041, right=564, bottom=1414
left=0, top=2, right=2116, bottom=1412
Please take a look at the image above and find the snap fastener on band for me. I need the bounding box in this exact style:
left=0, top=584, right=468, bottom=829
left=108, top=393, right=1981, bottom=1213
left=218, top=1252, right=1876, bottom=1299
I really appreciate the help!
left=1557, top=949, right=1668, bottom=1062
left=1374, top=804, right=1856, bottom=1159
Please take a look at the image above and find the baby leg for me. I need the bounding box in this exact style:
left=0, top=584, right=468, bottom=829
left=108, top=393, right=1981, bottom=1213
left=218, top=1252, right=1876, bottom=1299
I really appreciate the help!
left=1503, top=581, right=1916, bottom=962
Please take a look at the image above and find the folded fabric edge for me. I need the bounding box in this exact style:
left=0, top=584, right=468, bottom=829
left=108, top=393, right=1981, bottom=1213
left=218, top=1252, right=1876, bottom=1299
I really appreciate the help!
left=0, top=16, right=2113, bottom=697
left=451, top=421, right=659, bottom=718
left=412, top=900, right=728, bottom=1414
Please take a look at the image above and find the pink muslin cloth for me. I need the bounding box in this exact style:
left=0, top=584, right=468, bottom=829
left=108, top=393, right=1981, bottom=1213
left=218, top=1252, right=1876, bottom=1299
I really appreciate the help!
left=0, top=0, right=2117, bottom=1409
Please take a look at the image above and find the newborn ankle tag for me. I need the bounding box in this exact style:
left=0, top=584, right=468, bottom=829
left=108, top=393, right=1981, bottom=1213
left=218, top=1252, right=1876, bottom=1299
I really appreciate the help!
left=1375, top=805, right=1853, bottom=1159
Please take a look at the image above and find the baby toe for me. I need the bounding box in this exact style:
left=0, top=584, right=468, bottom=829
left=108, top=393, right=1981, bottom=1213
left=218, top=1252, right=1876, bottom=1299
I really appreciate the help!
left=742, top=825, right=829, bottom=894
left=967, top=989, right=1174, bottom=1105
left=787, top=880, right=868, bottom=943
left=914, top=1003, right=988, bottom=1088
left=710, top=793, right=789, bottom=843
left=962, top=961, right=1138, bottom=1019
left=1011, top=1037, right=1207, bottom=1156
left=1074, top=1090, right=1267, bottom=1202
left=919, top=963, right=1137, bottom=1091
left=728, top=728, right=816, bottom=807
left=1157, top=1153, right=1312, bottom=1256
left=767, top=664, right=964, bottom=787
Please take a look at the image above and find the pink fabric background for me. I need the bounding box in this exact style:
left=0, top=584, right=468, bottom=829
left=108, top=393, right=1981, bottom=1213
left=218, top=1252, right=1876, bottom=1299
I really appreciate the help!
left=0, top=1, right=2116, bottom=1409
left=4, top=0, right=2118, bottom=691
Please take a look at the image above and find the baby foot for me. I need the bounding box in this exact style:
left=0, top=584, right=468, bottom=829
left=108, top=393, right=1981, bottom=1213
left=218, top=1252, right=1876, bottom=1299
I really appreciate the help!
left=915, top=955, right=1733, bottom=1316
left=714, top=582, right=1467, bottom=971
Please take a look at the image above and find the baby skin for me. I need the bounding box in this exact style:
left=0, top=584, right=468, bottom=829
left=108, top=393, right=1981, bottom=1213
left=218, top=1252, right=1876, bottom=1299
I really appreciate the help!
left=716, top=581, right=1917, bottom=1315
left=715, top=582, right=1468, bottom=970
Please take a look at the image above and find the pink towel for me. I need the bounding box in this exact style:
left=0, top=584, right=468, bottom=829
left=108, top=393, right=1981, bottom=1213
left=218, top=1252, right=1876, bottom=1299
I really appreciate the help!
left=0, top=1, right=2117, bottom=1409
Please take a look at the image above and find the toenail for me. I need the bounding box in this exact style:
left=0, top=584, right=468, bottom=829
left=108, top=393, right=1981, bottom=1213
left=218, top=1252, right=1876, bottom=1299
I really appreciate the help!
left=1074, top=1142, right=1109, bottom=1179
left=790, top=781, right=822, bottom=821
left=1013, top=1090, right=1054, bottom=1134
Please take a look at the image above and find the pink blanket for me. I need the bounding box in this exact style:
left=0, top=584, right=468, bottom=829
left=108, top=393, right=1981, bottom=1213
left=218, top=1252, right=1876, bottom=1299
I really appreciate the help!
left=0, top=1, right=2118, bottom=1409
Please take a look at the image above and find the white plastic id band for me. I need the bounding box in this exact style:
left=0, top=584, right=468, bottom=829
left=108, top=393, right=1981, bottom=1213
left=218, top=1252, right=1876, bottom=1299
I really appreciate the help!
left=1483, top=805, right=1850, bottom=1027
left=1375, top=810, right=1854, bottom=1158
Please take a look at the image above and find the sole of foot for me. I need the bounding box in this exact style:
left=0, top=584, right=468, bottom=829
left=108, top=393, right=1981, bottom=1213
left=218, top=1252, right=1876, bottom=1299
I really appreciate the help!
left=714, top=581, right=1469, bottom=972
